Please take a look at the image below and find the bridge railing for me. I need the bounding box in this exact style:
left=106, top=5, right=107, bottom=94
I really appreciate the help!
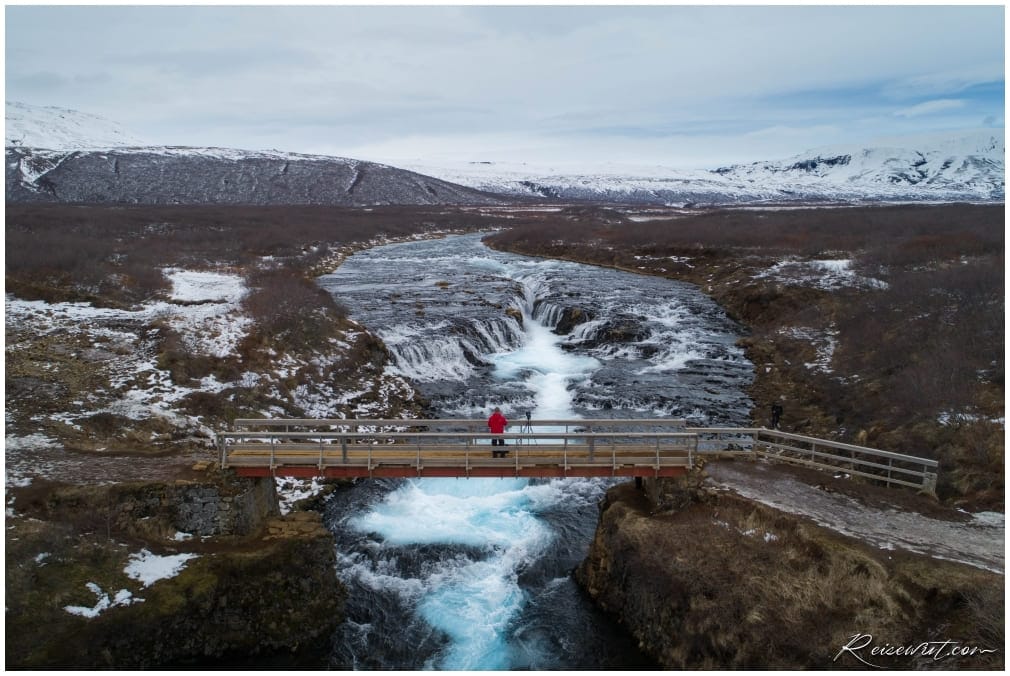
left=220, top=419, right=939, bottom=492
left=753, top=428, right=939, bottom=493
left=220, top=418, right=698, bottom=475
left=229, top=418, right=690, bottom=433
left=685, top=426, right=938, bottom=493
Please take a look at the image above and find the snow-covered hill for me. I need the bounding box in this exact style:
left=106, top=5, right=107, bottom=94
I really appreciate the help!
left=6, top=101, right=147, bottom=149
left=5, top=145, right=506, bottom=206
left=5, top=102, right=504, bottom=206
left=5, top=101, right=1004, bottom=204
left=401, top=131, right=1005, bottom=204
left=713, top=130, right=1004, bottom=201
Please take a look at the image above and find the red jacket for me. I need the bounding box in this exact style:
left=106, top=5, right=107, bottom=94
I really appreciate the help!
left=487, top=411, right=508, bottom=434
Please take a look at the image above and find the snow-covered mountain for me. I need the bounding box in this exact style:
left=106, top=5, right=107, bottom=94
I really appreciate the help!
left=6, top=101, right=148, bottom=149
left=401, top=131, right=1004, bottom=204
left=712, top=130, right=1004, bottom=202
left=5, top=145, right=507, bottom=206
left=5, top=102, right=504, bottom=206
left=5, top=101, right=1003, bottom=205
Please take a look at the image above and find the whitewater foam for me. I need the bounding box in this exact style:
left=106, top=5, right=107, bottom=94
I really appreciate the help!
left=321, top=233, right=752, bottom=668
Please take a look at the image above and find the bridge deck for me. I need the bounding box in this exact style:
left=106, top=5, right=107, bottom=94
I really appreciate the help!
left=225, top=443, right=693, bottom=478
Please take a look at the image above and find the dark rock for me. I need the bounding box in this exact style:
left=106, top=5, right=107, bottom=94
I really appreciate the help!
left=553, top=306, right=594, bottom=335
left=6, top=147, right=507, bottom=207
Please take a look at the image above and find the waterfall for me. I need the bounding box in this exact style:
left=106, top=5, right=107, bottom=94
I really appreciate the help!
left=380, top=315, right=526, bottom=383
left=531, top=300, right=566, bottom=329
left=318, top=232, right=753, bottom=669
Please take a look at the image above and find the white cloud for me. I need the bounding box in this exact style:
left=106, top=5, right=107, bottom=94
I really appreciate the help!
left=895, top=99, right=967, bottom=118
left=4, top=5, right=1004, bottom=168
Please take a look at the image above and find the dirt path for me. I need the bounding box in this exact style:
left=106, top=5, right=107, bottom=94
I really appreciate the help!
left=705, top=459, right=1004, bottom=574
left=5, top=436, right=210, bottom=487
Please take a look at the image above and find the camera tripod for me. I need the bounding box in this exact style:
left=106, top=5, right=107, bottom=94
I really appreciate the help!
left=518, top=411, right=537, bottom=446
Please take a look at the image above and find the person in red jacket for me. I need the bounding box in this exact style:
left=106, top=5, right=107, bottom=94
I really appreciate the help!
left=487, top=407, right=509, bottom=458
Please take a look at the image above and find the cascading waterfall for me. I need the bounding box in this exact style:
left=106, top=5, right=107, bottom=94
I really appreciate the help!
left=531, top=300, right=566, bottom=329
left=317, top=233, right=753, bottom=669
left=381, top=315, right=526, bottom=383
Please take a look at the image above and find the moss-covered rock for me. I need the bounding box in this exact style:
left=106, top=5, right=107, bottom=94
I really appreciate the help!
left=9, top=530, right=344, bottom=667
left=5, top=473, right=345, bottom=668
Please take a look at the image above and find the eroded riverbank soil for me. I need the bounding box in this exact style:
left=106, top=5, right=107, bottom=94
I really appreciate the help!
left=576, top=470, right=1003, bottom=669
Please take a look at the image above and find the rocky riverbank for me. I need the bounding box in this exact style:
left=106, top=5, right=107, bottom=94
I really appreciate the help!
left=576, top=467, right=1003, bottom=669
left=5, top=467, right=345, bottom=667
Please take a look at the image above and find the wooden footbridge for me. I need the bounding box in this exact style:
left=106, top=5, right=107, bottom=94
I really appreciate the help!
left=218, top=418, right=938, bottom=492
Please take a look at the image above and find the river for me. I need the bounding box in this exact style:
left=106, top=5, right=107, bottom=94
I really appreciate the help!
left=316, top=232, right=753, bottom=668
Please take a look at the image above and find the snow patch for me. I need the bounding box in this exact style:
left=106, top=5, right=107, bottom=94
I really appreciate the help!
left=5, top=433, right=59, bottom=452
left=166, top=268, right=247, bottom=304
left=275, top=477, right=327, bottom=515
left=64, top=582, right=142, bottom=618
left=779, top=326, right=839, bottom=374
left=755, top=258, right=888, bottom=291
left=124, top=549, right=199, bottom=587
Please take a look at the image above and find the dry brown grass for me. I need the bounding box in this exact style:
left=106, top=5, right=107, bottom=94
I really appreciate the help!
left=488, top=204, right=1004, bottom=507
left=578, top=481, right=1004, bottom=669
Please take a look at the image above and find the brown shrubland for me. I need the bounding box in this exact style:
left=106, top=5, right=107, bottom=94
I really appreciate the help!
left=5, top=203, right=1003, bottom=505
left=487, top=204, right=1004, bottom=507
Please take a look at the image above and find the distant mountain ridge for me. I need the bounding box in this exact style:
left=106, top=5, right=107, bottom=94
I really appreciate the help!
left=4, top=102, right=504, bottom=206
left=5, top=101, right=1003, bottom=205
left=5, top=145, right=506, bottom=206
left=713, top=130, right=1004, bottom=201
left=401, top=130, right=1004, bottom=204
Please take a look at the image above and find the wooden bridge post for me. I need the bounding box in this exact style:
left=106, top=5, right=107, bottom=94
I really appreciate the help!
left=218, top=433, right=227, bottom=469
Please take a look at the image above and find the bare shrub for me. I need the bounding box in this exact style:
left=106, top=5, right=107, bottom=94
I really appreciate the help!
left=242, top=267, right=347, bottom=353
left=963, top=583, right=1005, bottom=662
left=489, top=204, right=1003, bottom=505
left=6, top=203, right=505, bottom=307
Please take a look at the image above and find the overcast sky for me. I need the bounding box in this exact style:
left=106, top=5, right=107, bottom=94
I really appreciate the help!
left=4, top=3, right=1005, bottom=168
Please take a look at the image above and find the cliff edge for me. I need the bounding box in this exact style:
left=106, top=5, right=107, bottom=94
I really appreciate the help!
left=575, top=465, right=1003, bottom=669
